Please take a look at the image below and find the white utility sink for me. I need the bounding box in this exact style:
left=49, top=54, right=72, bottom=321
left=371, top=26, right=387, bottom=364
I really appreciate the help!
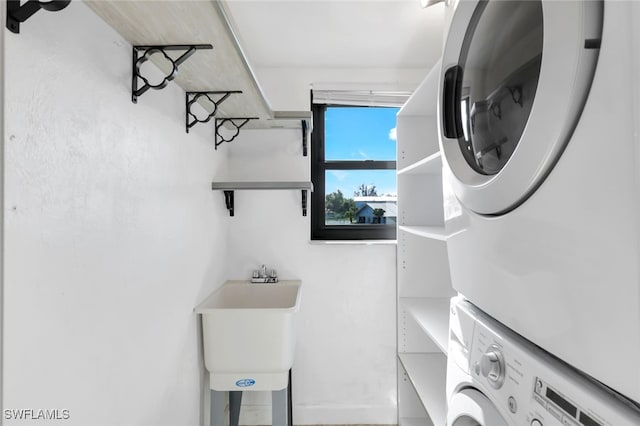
left=195, top=280, right=302, bottom=391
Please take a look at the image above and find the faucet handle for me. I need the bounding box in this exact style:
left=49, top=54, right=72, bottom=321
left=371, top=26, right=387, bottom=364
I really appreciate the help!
left=266, top=269, right=278, bottom=283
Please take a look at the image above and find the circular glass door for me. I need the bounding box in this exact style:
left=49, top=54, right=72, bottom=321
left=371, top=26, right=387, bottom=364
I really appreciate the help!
left=457, top=1, right=542, bottom=175
left=447, top=388, right=508, bottom=426
left=439, top=0, right=603, bottom=215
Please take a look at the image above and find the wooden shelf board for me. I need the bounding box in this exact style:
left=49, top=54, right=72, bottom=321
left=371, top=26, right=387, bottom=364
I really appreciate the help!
left=86, top=1, right=310, bottom=130
left=211, top=181, right=313, bottom=191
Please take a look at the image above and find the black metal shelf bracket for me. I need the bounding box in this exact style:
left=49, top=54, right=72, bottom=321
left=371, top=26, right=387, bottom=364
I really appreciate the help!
left=212, top=182, right=313, bottom=217
left=221, top=189, right=307, bottom=217
left=302, top=190, right=308, bottom=216
left=186, top=91, right=242, bottom=133
left=301, top=120, right=308, bottom=157
left=223, top=190, right=235, bottom=217
left=7, top=0, right=70, bottom=34
left=132, top=44, right=213, bottom=104
left=214, top=117, right=259, bottom=150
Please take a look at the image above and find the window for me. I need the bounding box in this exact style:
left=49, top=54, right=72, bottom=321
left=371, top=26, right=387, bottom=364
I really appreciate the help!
left=311, top=103, right=398, bottom=240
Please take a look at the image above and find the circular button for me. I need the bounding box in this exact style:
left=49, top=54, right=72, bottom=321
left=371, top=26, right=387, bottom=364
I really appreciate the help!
left=508, top=396, right=517, bottom=413
left=479, top=344, right=506, bottom=389
left=531, top=419, right=543, bottom=426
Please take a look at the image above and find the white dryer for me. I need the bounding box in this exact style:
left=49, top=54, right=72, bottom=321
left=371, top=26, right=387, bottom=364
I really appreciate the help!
left=447, top=297, right=640, bottom=426
left=438, top=0, right=640, bottom=403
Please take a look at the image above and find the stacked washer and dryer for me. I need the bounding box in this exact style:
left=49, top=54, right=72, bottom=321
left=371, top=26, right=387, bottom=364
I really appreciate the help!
left=438, top=0, right=640, bottom=425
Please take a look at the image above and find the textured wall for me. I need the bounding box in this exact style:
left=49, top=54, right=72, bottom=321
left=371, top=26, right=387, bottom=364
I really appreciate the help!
left=3, top=2, right=399, bottom=425
left=3, top=2, right=228, bottom=425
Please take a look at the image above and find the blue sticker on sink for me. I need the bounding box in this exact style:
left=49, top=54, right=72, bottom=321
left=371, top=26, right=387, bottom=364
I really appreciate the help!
left=235, top=378, right=256, bottom=388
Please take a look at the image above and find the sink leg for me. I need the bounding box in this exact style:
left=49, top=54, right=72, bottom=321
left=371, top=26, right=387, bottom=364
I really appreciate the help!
left=272, top=387, right=288, bottom=426
left=229, top=391, right=242, bottom=426
left=210, top=391, right=226, bottom=426
left=287, top=369, right=293, bottom=426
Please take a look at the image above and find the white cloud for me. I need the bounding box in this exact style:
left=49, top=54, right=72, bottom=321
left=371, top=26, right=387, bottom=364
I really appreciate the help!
left=388, top=127, right=397, bottom=141
left=328, top=170, right=349, bottom=181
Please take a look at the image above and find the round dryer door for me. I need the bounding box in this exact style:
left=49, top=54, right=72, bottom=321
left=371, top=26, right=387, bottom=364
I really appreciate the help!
left=447, top=388, right=508, bottom=426
left=439, top=0, right=603, bottom=215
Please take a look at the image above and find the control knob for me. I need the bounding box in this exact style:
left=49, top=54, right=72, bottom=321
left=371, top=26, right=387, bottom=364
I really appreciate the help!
left=480, top=344, right=505, bottom=389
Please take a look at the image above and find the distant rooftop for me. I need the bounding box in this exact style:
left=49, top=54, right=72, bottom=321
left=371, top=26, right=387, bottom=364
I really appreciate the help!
left=356, top=201, right=398, bottom=218
left=353, top=196, right=397, bottom=203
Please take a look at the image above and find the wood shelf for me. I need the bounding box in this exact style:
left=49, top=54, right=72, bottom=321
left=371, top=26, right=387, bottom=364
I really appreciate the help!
left=398, top=353, right=448, bottom=426
left=86, top=1, right=311, bottom=131
left=211, top=181, right=313, bottom=191
left=211, top=181, right=313, bottom=216
left=400, top=298, right=450, bottom=355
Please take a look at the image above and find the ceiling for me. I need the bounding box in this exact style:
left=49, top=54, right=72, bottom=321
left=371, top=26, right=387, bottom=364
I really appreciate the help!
left=223, top=0, right=446, bottom=70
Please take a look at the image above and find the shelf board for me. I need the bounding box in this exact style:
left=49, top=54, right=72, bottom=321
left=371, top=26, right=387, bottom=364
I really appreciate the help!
left=211, top=181, right=312, bottom=216
left=211, top=181, right=313, bottom=191
left=397, top=152, right=442, bottom=176
left=398, top=225, right=451, bottom=242
left=400, top=298, right=450, bottom=354
left=247, top=110, right=313, bottom=130
left=86, top=1, right=311, bottom=130
left=398, top=353, right=447, bottom=426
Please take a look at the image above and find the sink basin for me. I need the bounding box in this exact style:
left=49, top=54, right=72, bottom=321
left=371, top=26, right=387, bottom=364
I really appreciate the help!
left=195, top=280, right=301, bottom=391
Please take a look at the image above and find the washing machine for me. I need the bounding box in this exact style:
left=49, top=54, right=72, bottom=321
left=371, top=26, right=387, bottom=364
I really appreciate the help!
left=438, top=0, right=640, bottom=404
left=447, top=297, right=640, bottom=426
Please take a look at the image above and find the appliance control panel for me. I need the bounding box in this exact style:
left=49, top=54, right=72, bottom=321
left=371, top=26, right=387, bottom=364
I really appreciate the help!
left=457, top=298, right=640, bottom=426
left=532, top=377, right=603, bottom=426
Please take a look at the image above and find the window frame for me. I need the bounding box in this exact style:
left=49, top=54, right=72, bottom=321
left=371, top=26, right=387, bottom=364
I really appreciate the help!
left=310, top=103, right=397, bottom=241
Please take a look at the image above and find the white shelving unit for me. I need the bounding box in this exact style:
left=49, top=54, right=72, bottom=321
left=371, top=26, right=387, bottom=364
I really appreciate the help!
left=397, top=152, right=442, bottom=176
left=396, top=59, right=455, bottom=426
left=398, top=353, right=448, bottom=425
left=401, top=298, right=450, bottom=354
left=398, top=225, right=449, bottom=241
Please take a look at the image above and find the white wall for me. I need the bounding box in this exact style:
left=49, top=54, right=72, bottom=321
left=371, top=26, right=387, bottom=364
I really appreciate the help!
left=3, top=3, right=403, bottom=425
left=223, top=129, right=398, bottom=424
left=215, top=45, right=408, bottom=426
left=3, top=3, right=228, bottom=425
left=1, top=0, right=5, bottom=417
left=255, top=67, right=427, bottom=111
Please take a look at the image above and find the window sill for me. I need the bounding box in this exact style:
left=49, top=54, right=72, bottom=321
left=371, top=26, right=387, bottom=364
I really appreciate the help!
left=308, top=239, right=397, bottom=246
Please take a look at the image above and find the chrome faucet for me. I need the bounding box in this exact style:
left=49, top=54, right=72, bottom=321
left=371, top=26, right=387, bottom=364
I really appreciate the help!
left=251, top=264, right=278, bottom=283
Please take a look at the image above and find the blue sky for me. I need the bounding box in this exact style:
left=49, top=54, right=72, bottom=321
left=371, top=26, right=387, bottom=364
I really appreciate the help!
left=324, top=107, right=398, bottom=197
